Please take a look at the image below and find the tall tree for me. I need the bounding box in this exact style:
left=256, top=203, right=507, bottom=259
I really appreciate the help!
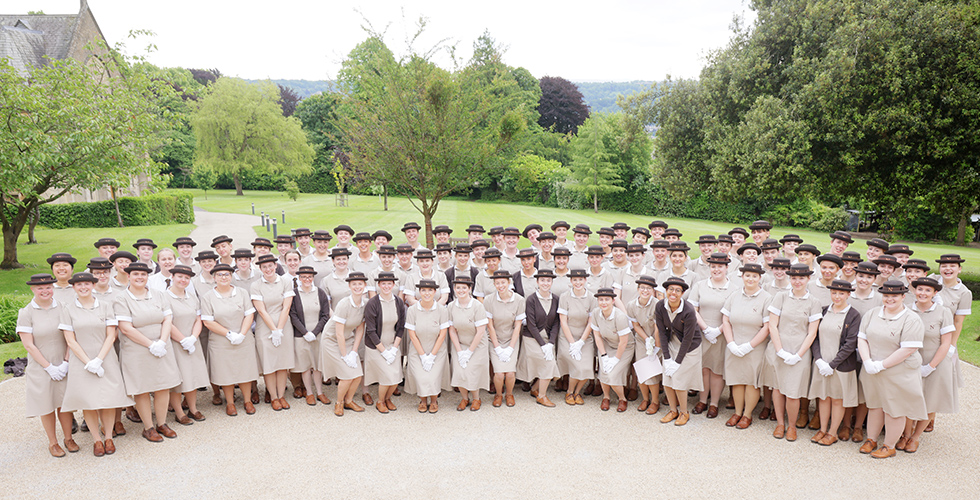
left=537, top=76, right=589, bottom=135
left=566, top=115, right=624, bottom=213
left=277, top=84, right=300, bottom=117
left=190, top=78, right=314, bottom=195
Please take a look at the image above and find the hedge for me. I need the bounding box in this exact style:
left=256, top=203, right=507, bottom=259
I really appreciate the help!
left=37, top=192, right=195, bottom=229
left=0, top=294, right=27, bottom=344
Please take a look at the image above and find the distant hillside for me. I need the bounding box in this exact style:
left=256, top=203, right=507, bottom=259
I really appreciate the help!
left=573, top=81, right=656, bottom=114
left=244, top=79, right=334, bottom=99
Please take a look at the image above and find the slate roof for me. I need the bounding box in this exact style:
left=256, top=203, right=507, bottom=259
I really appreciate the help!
left=0, top=5, right=91, bottom=76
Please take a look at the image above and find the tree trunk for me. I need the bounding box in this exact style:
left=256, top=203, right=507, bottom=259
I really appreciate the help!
left=27, top=206, right=39, bottom=244
left=383, top=184, right=388, bottom=211
left=111, top=186, right=124, bottom=228
left=423, top=208, right=434, bottom=249
left=955, top=207, right=974, bottom=246
left=1, top=204, right=32, bottom=269
left=593, top=192, right=598, bottom=213
left=233, top=172, right=244, bottom=196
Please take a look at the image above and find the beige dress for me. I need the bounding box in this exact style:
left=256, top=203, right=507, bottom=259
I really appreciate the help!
left=721, top=289, right=772, bottom=388
left=626, top=296, right=660, bottom=385
left=319, top=295, right=366, bottom=380
left=689, top=279, right=736, bottom=375
left=201, top=287, right=259, bottom=386
left=448, top=299, right=491, bottom=392
left=517, top=293, right=561, bottom=381
left=18, top=300, right=68, bottom=417
left=362, top=297, right=403, bottom=386
left=591, top=307, right=634, bottom=386
left=165, top=290, right=210, bottom=392
left=551, top=270, right=571, bottom=299
left=404, top=303, right=452, bottom=397
left=658, top=300, right=703, bottom=392
left=114, top=289, right=181, bottom=395
left=484, top=292, right=526, bottom=374
left=250, top=275, right=295, bottom=373
left=557, top=290, right=597, bottom=379
left=768, top=291, right=822, bottom=399
left=301, top=253, right=334, bottom=285
left=859, top=306, right=928, bottom=420
left=913, top=303, right=958, bottom=413
left=807, top=306, right=859, bottom=406
left=52, top=284, right=75, bottom=305
left=320, top=270, right=351, bottom=307
left=403, top=269, right=450, bottom=303
left=291, top=286, right=324, bottom=373
left=59, top=299, right=133, bottom=412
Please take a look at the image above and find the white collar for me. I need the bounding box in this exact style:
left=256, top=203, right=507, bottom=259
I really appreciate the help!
left=636, top=295, right=655, bottom=307
left=494, top=292, right=516, bottom=303
left=377, top=293, right=395, bottom=303
left=215, top=286, right=238, bottom=298
left=126, top=287, right=152, bottom=300
left=167, top=288, right=188, bottom=299
left=878, top=306, right=909, bottom=320
left=356, top=253, right=377, bottom=263
left=452, top=297, right=474, bottom=309
left=74, top=297, right=98, bottom=308
left=415, top=301, right=438, bottom=312
left=29, top=298, right=58, bottom=309
left=668, top=300, right=685, bottom=314
left=829, top=304, right=852, bottom=315
left=535, top=291, right=553, bottom=301
left=111, top=277, right=127, bottom=287
left=262, top=274, right=281, bottom=284
left=914, top=301, right=938, bottom=313
left=708, top=279, right=730, bottom=290
left=742, top=287, right=762, bottom=297
left=790, top=291, right=811, bottom=300
left=599, top=307, right=619, bottom=320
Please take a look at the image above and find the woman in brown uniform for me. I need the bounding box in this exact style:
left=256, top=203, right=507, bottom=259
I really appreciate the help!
left=857, top=281, right=928, bottom=459
left=18, top=274, right=73, bottom=457
left=114, top=262, right=182, bottom=442
left=591, top=288, right=635, bottom=412
left=362, top=272, right=405, bottom=413
left=289, top=266, right=332, bottom=406
left=484, top=270, right=525, bottom=407
left=405, top=279, right=451, bottom=413
left=558, top=269, right=597, bottom=405
left=807, top=280, right=860, bottom=446
left=251, top=254, right=296, bottom=411
left=447, top=276, right=491, bottom=411
left=656, top=277, right=703, bottom=426
left=200, top=263, right=258, bottom=417
left=519, top=269, right=562, bottom=407
left=320, top=272, right=368, bottom=416
left=721, top=263, right=771, bottom=429
left=165, top=265, right=209, bottom=424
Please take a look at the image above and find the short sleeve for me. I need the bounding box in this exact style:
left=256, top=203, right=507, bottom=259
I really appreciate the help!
left=58, top=306, right=74, bottom=332
left=899, top=313, right=925, bottom=348
left=333, top=298, right=351, bottom=325
left=473, top=302, right=489, bottom=327
left=688, top=283, right=702, bottom=308
left=200, top=293, right=215, bottom=321
left=721, top=293, right=736, bottom=318
left=113, top=297, right=133, bottom=323
left=768, top=292, right=785, bottom=316
left=439, top=306, right=451, bottom=330
left=16, top=307, right=33, bottom=334
left=940, top=308, right=955, bottom=335
left=615, top=311, right=631, bottom=336
left=405, top=306, right=418, bottom=331
left=857, top=310, right=873, bottom=340
left=808, top=298, right=823, bottom=323
left=515, top=299, right=527, bottom=321
left=240, top=289, right=256, bottom=316
left=956, top=287, right=973, bottom=316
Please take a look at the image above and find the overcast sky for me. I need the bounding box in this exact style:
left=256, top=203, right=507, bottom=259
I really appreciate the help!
left=5, top=0, right=755, bottom=82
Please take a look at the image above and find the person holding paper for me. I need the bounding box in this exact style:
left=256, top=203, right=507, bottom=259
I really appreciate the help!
left=591, top=288, right=635, bottom=412
left=625, top=275, right=661, bottom=414
left=720, top=263, right=772, bottom=429
left=656, top=277, right=704, bottom=426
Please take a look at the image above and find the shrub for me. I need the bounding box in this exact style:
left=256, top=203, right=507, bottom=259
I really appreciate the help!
left=762, top=198, right=848, bottom=232
left=0, top=295, right=28, bottom=344
left=37, top=192, right=194, bottom=229
left=285, top=181, right=300, bottom=201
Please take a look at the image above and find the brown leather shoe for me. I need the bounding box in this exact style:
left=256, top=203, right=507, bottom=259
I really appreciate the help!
left=386, top=399, right=397, bottom=411
left=505, top=395, right=516, bottom=407
left=376, top=402, right=389, bottom=414
left=335, top=403, right=344, bottom=417
left=244, top=402, right=256, bottom=414
left=575, top=394, right=585, bottom=405
left=142, top=427, right=163, bottom=443
left=457, top=399, right=470, bottom=411
left=345, top=401, right=365, bottom=412
left=271, top=399, right=282, bottom=411
left=924, top=419, right=934, bottom=432
left=773, top=425, right=785, bottom=439
left=637, top=400, right=650, bottom=412
left=226, top=403, right=238, bottom=417
left=529, top=389, right=538, bottom=398
left=660, top=410, right=679, bottom=423
left=871, top=445, right=896, bottom=459
left=126, top=407, right=142, bottom=423
left=726, top=414, right=742, bottom=427
left=250, top=391, right=260, bottom=405
left=838, top=426, right=851, bottom=441
left=626, top=387, right=638, bottom=401
left=470, top=399, right=481, bottom=411
left=188, top=410, right=206, bottom=422
left=63, top=438, right=79, bottom=453
left=362, top=393, right=374, bottom=406
left=156, top=424, right=177, bottom=439
left=93, top=441, right=105, bottom=457
left=758, top=406, right=771, bottom=420
left=293, top=386, right=304, bottom=399
left=565, top=393, right=577, bottom=406
left=808, top=412, right=821, bottom=430
left=811, top=431, right=826, bottom=443
left=113, top=421, right=126, bottom=436
left=785, top=426, right=797, bottom=441
left=103, top=438, right=115, bottom=454
left=737, top=416, right=752, bottom=429
left=895, top=436, right=908, bottom=451
left=428, top=401, right=439, bottom=413
left=851, top=427, right=864, bottom=443
left=306, top=395, right=317, bottom=406
left=904, top=439, right=919, bottom=453
left=600, top=398, right=611, bottom=411
left=591, top=382, right=604, bottom=397
left=417, top=400, right=428, bottom=413
left=264, top=389, right=272, bottom=404
left=817, top=433, right=838, bottom=446
left=537, top=397, right=556, bottom=408
left=645, top=402, right=660, bottom=415
left=706, top=405, right=719, bottom=419
left=583, top=380, right=594, bottom=395
left=175, top=414, right=193, bottom=426
left=795, top=408, right=809, bottom=428
left=616, top=400, right=628, bottom=412
left=521, top=381, right=532, bottom=392
left=49, top=443, right=66, bottom=458
left=279, top=398, right=290, bottom=410
left=859, top=439, right=877, bottom=454
left=318, top=394, right=331, bottom=405
left=726, top=396, right=735, bottom=409
left=212, top=394, right=223, bottom=406
left=493, top=395, right=504, bottom=407
left=674, top=412, right=690, bottom=426
left=393, top=386, right=401, bottom=396
left=692, top=401, right=708, bottom=414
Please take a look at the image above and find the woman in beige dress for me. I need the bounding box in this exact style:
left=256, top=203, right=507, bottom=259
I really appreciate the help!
left=289, top=266, right=332, bottom=406
left=362, top=272, right=405, bottom=413
left=114, top=262, right=182, bottom=443
left=807, top=280, right=860, bottom=446
left=557, top=269, right=597, bottom=405
left=320, top=247, right=353, bottom=307
left=201, top=264, right=258, bottom=417
left=61, top=272, right=133, bottom=456
left=448, top=276, right=491, bottom=411
left=625, top=275, right=661, bottom=414
left=721, top=263, right=772, bottom=429
left=518, top=269, right=562, bottom=407
left=405, top=279, right=452, bottom=413
left=250, top=253, right=296, bottom=411
left=320, top=272, right=368, bottom=416
left=484, top=270, right=525, bottom=407
left=591, top=288, right=635, bottom=412
left=857, top=281, right=928, bottom=459
left=18, top=274, right=73, bottom=457
left=656, top=277, right=703, bottom=426
left=689, top=252, right=737, bottom=419
left=165, top=265, right=209, bottom=424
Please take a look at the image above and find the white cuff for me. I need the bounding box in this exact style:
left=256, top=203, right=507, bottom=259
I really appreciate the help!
left=334, top=316, right=347, bottom=325
left=201, top=314, right=215, bottom=321
left=617, top=327, right=631, bottom=336
left=484, top=311, right=494, bottom=319
left=439, top=288, right=450, bottom=295
left=612, top=283, right=622, bottom=290
left=116, top=315, right=133, bottom=322
left=16, top=326, right=33, bottom=334
left=720, top=308, right=731, bottom=317
left=556, top=308, right=568, bottom=316
left=472, top=291, right=485, bottom=297
left=689, top=301, right=700, bottom=308
left=195, top=309, right=202, bottom=316
left=56, top=324, right=72, bottom=332
left=767, top=306, right=781, bottom=316
left=474, top=318, right=489, bottom=327
left=404, top=323, right=416, bottom=330
left=900, top=341, right=923, bottom=348
left=439, top=322, right=452, bottom=329
left=515, top=313, right=527, bottom=321
left=955, top=308, right=971, bottom=316
left=243, top=307, right=256, bottom=315
left=940, top=325, right=955, bottom=335
left=163, top=309, right=173, bottom=317
left=250, top=294, right=264, bottom=301
left=808, top=313, right=822, bottom=322
left=762, top=316, right=770, bottom=323
left=283, top=291, right=295, bottom=298
left=858, top=331, right=867, bottom=340
left=106, top=319, right=118, bottom=326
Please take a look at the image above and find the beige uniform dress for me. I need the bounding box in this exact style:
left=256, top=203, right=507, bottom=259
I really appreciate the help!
left=362, top=296, right=403, bottom=386
left=586, top=268, right=620, bottom=296
left=615, top=266, right=645, bottom=305
left=848, top=290, right=882, bottom=316
left=514, top=269, right=537, bottom=297
left=448, top=298, right=491, bottom=392
left=320, top=270, right=351, bottom=307
left=721, top=288, right=771, bottom=387
left=59, top=299, right=133, bottom=411
left=689, top=279, right=736, bottom=375
left=484, top=292, right=526, bottom=373
left=350, top=253, right=381, bottom=275
left=250, top=275, right=296, bottom=373
left=403, top=270, right=450, bottom=303
left=191, top=274, right=216, bottom=298
left=302, top=253, right=334, bottom=285
left=200, top=287, right=259, bottom=386
left=18, top=299, right=68, bottom=417
left=517, top=293, right=561, bottom=381
left=656, top=268, right=698, bottom=300
left=368, top=267, right=406, bottom=295
left=768, top=291, right=821, bottom=398
left=165, top=290, right=209, bottom=392
left=591, top=307, right=634, bottom=386
left=291, top=286, right=325, bottom=373
left=319, top=295, right=366, bottom=380
left=114, top=289, right=181, bottom=395
left=935, top=278, right=973, bottom=318
left=626, top=296, right=661, bottom=385
left=859, top=306, right=928, bottom=420
left=557, top=290, right=597, bottom=379
left=52, top=284, right=75, bottom=305
left=807, top=306, right=859, bottom=406
left=912, top=303, right=958, bottom=413
left=232, top=269, right=259, bottom=293
left=404, top=303, right=452, bottom=397
left=657, top=300, right=703, bottom=392
left=551, top=270, right=571, bottom=299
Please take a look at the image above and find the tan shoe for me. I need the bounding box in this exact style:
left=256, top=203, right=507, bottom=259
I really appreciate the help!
left=344, top=401, right=365, bottom=412
left=536, top=396, right=556, bottom=408
left=660, top=410, right=679, bottom=424
left=795, top=407, right=809, bottom=428
left=772, top=425, right=785, bottom=439
left=279, top=398, right=290, bottom=410
left=306, top=395, right=317, bottom=406
left=457, top=399, right=470, bottom=411
left=470, top=399, right=482, bottom=411
left=838, top=426, right=851, bottom=442
left=817, top=433, right=838, bottom=446
left=505, top=395, right=516, bottom=407
left=49, top=443, right=66, bottom=458
left=376, top=402, right=389, bottom=414
left=428, top=401, right=439, bottom=413
left=811, top=431, right=826, bottom=443
left=417, top=400, right=427, bottom=413
left=226, top=403, right=237, bottom=417
left=565, top=393, right=577, bottom=406
left=645, top=402, right=660, bottom=415
left=156, top=424, right=177, bottom=439
left=493, top=395, right=504, bottom=407
left=334, top=403, right=344, bottom=417
left=103, top=438, right=115, bottom=455
left=574, top=394, right=585, bottom=405
left=904, top=439, right=919, bottom=453
left=92, top=441, right=104, bottom=457
left=63, top=439, right=79, bottom=453
left=870, top=445, right=896, bottom=459
left=674, top=412, right=690, bottom=426
left=859, top=439, right=877, bottom=454
left=785, top=426, right=797, bottom=441
left=318, top=394, right=331, bottom=405
left=385, top=399, right=397, bottom=411
left=851, top=427, right=865, bottom=443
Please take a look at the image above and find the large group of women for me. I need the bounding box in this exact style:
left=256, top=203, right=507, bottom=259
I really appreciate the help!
left=18, top=219, right=969, bottom=460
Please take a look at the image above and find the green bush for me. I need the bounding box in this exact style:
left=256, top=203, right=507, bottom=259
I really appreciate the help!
left=38, top=192, right=195, bottom=229
left=0, top=294, right=28, bottom=344
left=762, top=198, right=848, bottom=232
left=889, top=202, right=959, bottom=242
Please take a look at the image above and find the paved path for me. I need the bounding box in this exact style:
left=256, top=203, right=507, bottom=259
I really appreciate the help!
left=189, top=207, right=261, bottom=250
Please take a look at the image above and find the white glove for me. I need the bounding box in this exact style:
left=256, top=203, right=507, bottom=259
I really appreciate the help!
left=179, top=336, right=197, bottom=354
left=645, top=337, right=655, bottom=356
left=56, top=361, right=70, bottom=379
left=815, top=359, right=833, bottom=377
left=148, top=340, right=167, bottom=358
left=777, top=349, right=793, bottom=361
left=946, top=345, right=958, bottom=360
left=494, top=345, right=505, bottom=360
left=382, top=347, right=398, bottom=365
left=570, top=339, right=584, bottom=355
left=727, top=342, right=744, bottom=357
left=663, top=358, right=680, bottom=377
left=602, top=356, right=619, bottom=374
left=783, top=353, right=802, bottom=366
left=84, top=357, right=103, bottom=375
left=920, top=364, right=936, bottom=377
left=864, top=359, right=885, bottom=375
left=421, top=353, right=435, bottom=372
left=226, top=332, right=244, bottom=345
left=541, top=343, right=555, bottom=361
left=342, top=351, right=358, bottom=368
left=44, top=363, right=65, bottom=381
left=652, top=346, right=662, bottom=357
left=703, top=326, right=722, bottom=344
left=501, top=346, right=514, bottom=363
left=269, top=329, right=283, bottom=347
left=303, top=332, right=316, bottom=342
left=737, top=343, right=753, bottom=356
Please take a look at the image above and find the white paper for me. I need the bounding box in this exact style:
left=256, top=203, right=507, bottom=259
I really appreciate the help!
left=633, top=354, right=663, bottom=382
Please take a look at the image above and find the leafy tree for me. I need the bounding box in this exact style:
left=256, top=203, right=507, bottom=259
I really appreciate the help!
left=188, top=68, right=221, bottom=86
left=190, top=78, right=314, bottom=195
left=191, top=164, right=218, bottom=199
left=499, top=154, right=569, bottom=204
left=285, top=180, right=300, bottom=201
left=0, top=51, right=174, bottom=268
left=566, top=115, right=624, bottom=212
left=538, top=76, right=589, bottom=135
left=277, top=84, right=300, bottom=117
